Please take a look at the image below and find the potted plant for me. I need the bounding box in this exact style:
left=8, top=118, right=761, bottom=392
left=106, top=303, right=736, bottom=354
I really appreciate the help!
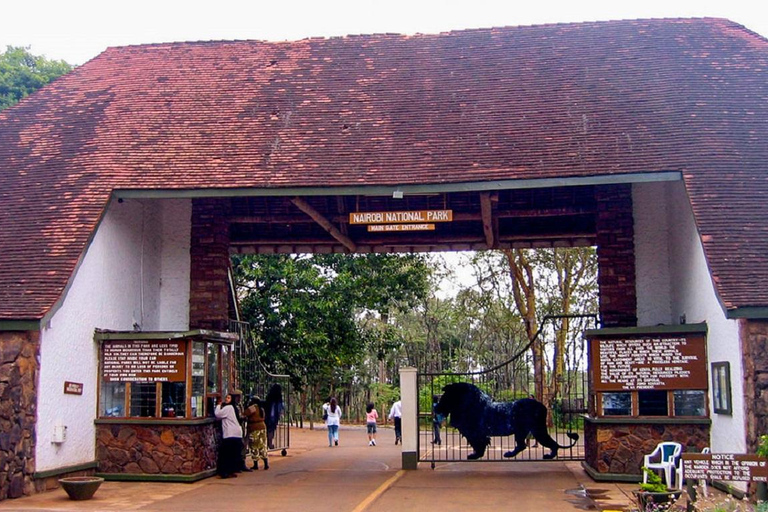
left=633, top=468, right=683, bottom=511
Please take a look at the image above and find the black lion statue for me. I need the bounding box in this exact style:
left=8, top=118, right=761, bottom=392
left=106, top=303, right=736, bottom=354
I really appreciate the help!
left=435, top=382, right=579, bottom=460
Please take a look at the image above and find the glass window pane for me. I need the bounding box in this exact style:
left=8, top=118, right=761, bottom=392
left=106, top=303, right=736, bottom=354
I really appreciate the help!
left=674, top=390, right=706, bottom=416
left=221, top=344, right=230, bottom=394
left=602, top=392, right=631, bottom=416
left=207, top=344, right=219, bottom=394
left=100, top=381, right=125, bottom=417
left=130, top=382, right=157, bottom=417
left=162, top=382, right=186, bottom=417
left=638, top=390, right=668, bottom=416
left=191, top=342, right=205, bottom=417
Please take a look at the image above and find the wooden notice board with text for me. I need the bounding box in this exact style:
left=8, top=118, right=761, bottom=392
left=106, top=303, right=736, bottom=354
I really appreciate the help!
left=589, top=330, right=707, bottom=391
left=102, top=340, right=186, bottom=383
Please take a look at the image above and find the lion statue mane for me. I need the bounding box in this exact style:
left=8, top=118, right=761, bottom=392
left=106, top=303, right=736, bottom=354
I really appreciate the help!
left=435, top=382, right=579, bottom=460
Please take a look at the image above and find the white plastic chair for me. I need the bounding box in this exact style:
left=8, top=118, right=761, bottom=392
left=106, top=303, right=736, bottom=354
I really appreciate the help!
left=677, top=447, right=709, bottom=494
left=644, top=441, right=683, bottom=488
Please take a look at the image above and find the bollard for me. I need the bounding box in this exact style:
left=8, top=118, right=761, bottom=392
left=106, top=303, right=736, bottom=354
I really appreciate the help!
left=757, top=481, right=768, bottom=503
left=685, top=479, right=697, bottom=512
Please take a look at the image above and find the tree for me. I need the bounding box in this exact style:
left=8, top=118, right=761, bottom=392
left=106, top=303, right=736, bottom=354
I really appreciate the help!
left=0, top=46, right=72, bottom=111
left=232, top=253, right=431, bottom=398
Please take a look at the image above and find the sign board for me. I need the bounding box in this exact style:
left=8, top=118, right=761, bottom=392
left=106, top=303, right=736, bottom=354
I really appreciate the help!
left=682, top=453, right=768, bottom=482
left=349, top=210, right=453, bottom=225
left=102, top=340, right=186, bottom=383
left=590, top=333, right=707, bottom=391
left=63, top=381, right=83, bottom=395
left=368, top=224, right=435, bottom=232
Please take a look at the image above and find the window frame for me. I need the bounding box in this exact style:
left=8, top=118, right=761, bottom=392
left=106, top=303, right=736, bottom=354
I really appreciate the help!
left=711, top=361, right=732, bottom=415
left=97, top=331, right=237, bottom=420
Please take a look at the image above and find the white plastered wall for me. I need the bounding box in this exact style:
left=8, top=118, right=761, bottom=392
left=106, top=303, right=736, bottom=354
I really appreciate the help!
left=634, top=181, right=745, bottom=456
left=35, top=198, right=191, bottom=471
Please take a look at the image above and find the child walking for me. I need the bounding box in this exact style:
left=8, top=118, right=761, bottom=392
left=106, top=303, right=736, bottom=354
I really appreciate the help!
left=366, top=403, right=379, bottom=446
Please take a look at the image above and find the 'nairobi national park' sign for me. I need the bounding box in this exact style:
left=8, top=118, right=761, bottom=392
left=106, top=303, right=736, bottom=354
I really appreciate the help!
left=349, top=210, right=453, bottom=225
left=589, top=332, right=707, bottom=391
left=102, top=340, right=186, bottom=383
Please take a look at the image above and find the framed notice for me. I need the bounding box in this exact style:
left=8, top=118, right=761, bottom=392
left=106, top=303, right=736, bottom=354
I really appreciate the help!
left=589, top=331, right=707, bottom=391
left=586, top=325, right=708, bottom=418
left=102, top=340, right=186, bottom=383
left=711, top=362, right=732, bottom=415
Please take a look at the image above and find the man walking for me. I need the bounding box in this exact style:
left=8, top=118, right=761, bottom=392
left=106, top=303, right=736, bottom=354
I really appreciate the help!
left=388, top=399, right=402, bottom=445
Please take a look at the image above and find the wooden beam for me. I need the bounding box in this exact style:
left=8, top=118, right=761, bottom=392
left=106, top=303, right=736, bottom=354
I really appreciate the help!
left=229, top=207, right=595, bottom=225
left=480, top=192, right=496, bottom=249
left=290, top=197, right=357, bottom=252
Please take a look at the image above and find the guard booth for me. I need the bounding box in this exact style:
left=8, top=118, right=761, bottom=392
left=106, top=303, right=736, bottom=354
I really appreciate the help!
left=93, top=329, right=238, bottom=481
left=583, top=324, right=711, bottom=481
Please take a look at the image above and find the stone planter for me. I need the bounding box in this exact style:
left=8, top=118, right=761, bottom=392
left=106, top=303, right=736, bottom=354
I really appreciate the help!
left=58, top=476, right=104, bottom=500
left=633, top=489, right=683, bottom=511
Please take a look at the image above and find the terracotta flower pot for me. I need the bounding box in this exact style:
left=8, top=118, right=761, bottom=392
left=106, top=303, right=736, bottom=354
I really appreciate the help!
left=58, top=476, right=104, bottom=500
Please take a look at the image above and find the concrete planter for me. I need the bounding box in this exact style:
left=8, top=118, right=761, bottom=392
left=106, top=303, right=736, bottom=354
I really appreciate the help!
left=633, top=489, right=682, bottom=511
left=58, top=476, right=104, bottom=500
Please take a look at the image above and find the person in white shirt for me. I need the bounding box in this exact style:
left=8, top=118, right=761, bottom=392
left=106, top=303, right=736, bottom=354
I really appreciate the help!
left=215, top=392, right=244, bottom=478
left=324, top=397, right=342, bottom=446
left=388, top=400, right=402, bottom=445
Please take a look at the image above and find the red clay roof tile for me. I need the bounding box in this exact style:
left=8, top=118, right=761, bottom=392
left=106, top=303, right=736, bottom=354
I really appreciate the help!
left=2, top=18, right=768, bottom=319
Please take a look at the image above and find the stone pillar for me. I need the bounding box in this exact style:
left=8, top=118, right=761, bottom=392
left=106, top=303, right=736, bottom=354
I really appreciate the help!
left=400, top=367, right=418, bottom=469
left=741, top=319, right=768, bottom=454
left=189, top=198, right=231, bottom=331
left=595, top=184, right=637, bottom=328
left=0, top=330, right=40, bottom=500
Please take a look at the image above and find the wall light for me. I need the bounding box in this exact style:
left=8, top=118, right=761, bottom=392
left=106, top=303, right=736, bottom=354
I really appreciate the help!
left=392, top=189, right=404, bottom=199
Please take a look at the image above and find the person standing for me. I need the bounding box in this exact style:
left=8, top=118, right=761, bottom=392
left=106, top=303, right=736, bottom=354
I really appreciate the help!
left=215, top=392, right=244, bottom=479
left=325, top=397, right=342, bottom=446
left=388, top=399, right=402, bottom=445
left=431, top=395, right=443, bottom=445
left=244, top=396, right=269, bottom=470
left=365, top=402, right=379, bottom=446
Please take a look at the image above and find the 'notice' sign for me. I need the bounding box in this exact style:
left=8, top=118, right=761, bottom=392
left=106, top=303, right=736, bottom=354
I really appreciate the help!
left=682, top=453, right=768, bottom=482
left=349, top=210, right=453, bottom=225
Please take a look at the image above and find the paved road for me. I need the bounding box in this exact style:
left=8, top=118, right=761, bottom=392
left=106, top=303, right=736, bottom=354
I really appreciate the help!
left=0, top=426, right=637, bottom=511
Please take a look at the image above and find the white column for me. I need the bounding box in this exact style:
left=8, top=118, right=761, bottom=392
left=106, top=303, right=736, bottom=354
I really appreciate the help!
left=400, top=367, right=418, bottom=469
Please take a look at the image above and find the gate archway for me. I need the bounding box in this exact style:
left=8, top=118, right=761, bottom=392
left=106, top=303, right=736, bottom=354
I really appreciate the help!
left=418, top=314, right=597, bottom=467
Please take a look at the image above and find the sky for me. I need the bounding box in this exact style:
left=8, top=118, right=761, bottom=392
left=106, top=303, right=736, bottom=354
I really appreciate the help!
left=2, top=0, right=768, bottom=65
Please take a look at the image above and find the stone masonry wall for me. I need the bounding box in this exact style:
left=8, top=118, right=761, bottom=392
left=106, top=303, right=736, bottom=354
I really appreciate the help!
left=595, top=184, right=637, bottom=328
left=0, top=330, right=39, bottom=500
left=585, top=420, right=710, bottom=476
left=96, top=422, right=219, bottom=476
left=189, top=198, right=232, bottom=331
left=741, top=319, right=768, bottom=454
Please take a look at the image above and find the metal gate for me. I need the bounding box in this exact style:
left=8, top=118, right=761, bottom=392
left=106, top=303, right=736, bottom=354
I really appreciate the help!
left=229, top=320, right=291, bottom=456
left=418, top=314, right=597, bottom=467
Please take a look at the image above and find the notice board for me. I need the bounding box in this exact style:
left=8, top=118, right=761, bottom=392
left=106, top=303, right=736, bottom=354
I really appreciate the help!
left=682, top=453, right=768, bottom=482
left=102, top=340, right=186, bottom=383
left=588, top=328, right=707, bottom=391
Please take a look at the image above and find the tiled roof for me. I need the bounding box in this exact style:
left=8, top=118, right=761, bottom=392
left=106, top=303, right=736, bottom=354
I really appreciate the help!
left=1, top=18, right=768, bottom=320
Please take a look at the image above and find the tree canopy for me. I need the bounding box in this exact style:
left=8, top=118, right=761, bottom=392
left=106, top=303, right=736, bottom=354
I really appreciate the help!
left=0, top=46, right=72, bottom=111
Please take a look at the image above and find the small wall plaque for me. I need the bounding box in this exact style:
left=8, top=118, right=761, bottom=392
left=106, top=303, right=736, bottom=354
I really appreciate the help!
left=64, top=381, right=83, bottom=395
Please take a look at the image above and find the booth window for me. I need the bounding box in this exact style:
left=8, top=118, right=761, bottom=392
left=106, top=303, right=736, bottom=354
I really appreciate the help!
left=97, top=332, right=236, bottom=419
left=599, top=389, right=707, bottom=417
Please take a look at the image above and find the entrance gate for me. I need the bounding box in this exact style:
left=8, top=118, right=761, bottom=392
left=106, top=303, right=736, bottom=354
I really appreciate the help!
left=229, top=320, right=291, bottom=456
left=418, top=314, right=597, bottom=467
